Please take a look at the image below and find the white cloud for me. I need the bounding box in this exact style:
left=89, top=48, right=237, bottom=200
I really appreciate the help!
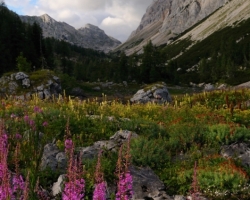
left=5, top=0, right=154, bottom=42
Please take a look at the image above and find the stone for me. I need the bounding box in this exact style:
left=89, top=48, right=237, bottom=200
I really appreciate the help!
left=22, top=78, right=30, bottom=88
left=123, top=81, right=128, bottom=87
left=204, top=83, right=214, bottom=91
left=8, top=81, right=18, bottom=93
left=15, top=72, right=28, bottom=80
left=221, top=142, right=250, bottom=167
left=37, top=85, right=44, bottom=91
left=40, top=143, right=60, bottom=171
left=130, top=165, right=171, bottom=200
left=69, top=87, right=85, bottom=97
left=37, top=91, right=44, bottom=99
left=43, top=89, right=51, bottom=99
left=130, top=82, right=171, bottom=104
left=93, top=86, right=101, bottom=91
left=52, top=174, right=66, bottom=196
left=110, top=130, right=138, bottom=144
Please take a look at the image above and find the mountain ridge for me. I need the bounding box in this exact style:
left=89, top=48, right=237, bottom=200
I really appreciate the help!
left=20, top=14, right=121, bottom=53
left=114, top=0, right=230, bottom=55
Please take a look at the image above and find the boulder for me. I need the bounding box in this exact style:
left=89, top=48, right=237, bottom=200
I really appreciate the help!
left=130, top=165, right=171, bottom=200
left=40, top=143, right=67, bottom=171
left=204, top=83, right=214, bottom=91
left=0, top=71, right=62, bottom=99
left=15, top=72, right=28, bottom=80
left=52, top=174, right=66, bottom=196
left=78, top=130, right=138, bottom=159
left=22, top=78, right=30, bottom=88
left=69, top=87, right=86, bottom=98
left=221, top=142, right=250, bottom=167
left=130, top=82, right=172, bottom=104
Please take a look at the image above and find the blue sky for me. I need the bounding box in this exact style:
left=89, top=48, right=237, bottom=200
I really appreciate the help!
left=4, top=0, right=153, bottom=42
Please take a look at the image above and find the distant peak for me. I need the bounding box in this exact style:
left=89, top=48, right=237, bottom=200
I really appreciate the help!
left=84, top=23, right=100, bottom=29
left=40, top=14, right=56, bottom=23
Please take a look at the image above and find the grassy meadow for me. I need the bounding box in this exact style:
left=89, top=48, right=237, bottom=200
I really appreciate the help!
left=1, top=88, right=250, bottom=199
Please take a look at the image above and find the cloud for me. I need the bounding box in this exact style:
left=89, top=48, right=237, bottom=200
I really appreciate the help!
left=5, top=0, right=154, bottom=42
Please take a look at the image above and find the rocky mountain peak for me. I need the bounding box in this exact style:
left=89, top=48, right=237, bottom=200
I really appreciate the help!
left=19, top=15, right=121, bottom=52
left=40, top=14, right=56, bottom=24
left=116, top=0, right=229, bottom=55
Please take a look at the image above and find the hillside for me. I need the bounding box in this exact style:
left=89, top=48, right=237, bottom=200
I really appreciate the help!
left=114, top=0, right=229, bottom=55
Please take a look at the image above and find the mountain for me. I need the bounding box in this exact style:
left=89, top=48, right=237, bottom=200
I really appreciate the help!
left=20, top=14, right=121, bottom=53
left=114, top=0, right=230, bottom=55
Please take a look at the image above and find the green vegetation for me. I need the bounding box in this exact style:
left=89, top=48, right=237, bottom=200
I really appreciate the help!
left=0, top=88, right=250, bottom=199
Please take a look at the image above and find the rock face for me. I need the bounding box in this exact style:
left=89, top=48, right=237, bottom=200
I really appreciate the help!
left=130, top=165, right=171, bottom=200
left=20, top=14, right=121, bottom=53
left=221, top=143, right=250, bottom=167
left=130, top=82, right=172, bottom=104
left=0, top=71, right=62, bottom=99
left=115, top=0, right=229, bottom=55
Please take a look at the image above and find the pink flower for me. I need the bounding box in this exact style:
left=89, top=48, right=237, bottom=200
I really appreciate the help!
left=93, top=182, right=106, bottom=200
left=65, top=139, right=73, bottom=151
left=42, top=121, right=48, bottom=127
left=34, top=106, right=42, bottom=113
left=15, top=133, right=22, bottom=140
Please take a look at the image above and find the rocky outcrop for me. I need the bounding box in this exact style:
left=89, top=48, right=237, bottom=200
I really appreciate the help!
left=221, top=142, right=250, bottom=167
left=20, top=14, right=121, bottom=53
left=130, top=82, right=172, bottom=104
left=0, top=71, right=62, bottom=99
left=115, top=0, right=229, bottom=55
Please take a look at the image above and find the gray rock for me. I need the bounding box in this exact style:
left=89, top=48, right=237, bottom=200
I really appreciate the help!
left=70, top=87, right=85, bottom=97
left=40, top=143, right=67, bottom=171
left=53, top=76, right=60, bottom=82
left=174, top=195, right=186, bottom=200
left=123, top=81, right=128, bottom=87
left=130, top=82, right=171, bottom=104
left=37, top=85, right=44, bottom=91
left=52, top=174, right=66, bottom=196
left=22, top=78, right=30, bottom=88
left=204, top=83, right=214, bottom=91
left=56, top=152, right=67, bottom=170
left=93, top=86, right=101, bottom=91
left=110, top=130, right=138, bottom=144
left=37, top=91, right=44, bottom=99
left=221, top=143, right=250, bottom=167
left=43, top=89, right=51, bottom=99
left=130, top=165, right=171, bottom=200
left=40, top=143, right=60, bottom=171
left=15, top=72, right=28, bottom=80
left=8, top=81, right=18, bottom=93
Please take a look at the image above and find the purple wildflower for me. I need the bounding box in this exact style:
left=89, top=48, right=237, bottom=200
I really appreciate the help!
left=93, top=182, right=106, bottom=200
left=12, top=174, right=25, bottom=197
left=63, top=178, right=85, bottom=200
left=42, top=121, right=48, bottom=127
left=24, top=115, right=29, bottom=123
left=116, top=171, right=133, bottom=200
left=34, top=106, right=42, bottom=113
left=65, top=139, right=73, bottom=151
left=15, top=133, right=22, bottom=140
left=93, top=151, right=106, bottom=200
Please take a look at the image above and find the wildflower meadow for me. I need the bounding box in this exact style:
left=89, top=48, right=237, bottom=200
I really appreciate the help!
left=0, top=89, right=250, bottom=199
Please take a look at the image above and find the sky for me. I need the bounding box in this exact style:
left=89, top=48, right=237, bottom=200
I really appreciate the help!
left=4, top=0, right=153, bottom=42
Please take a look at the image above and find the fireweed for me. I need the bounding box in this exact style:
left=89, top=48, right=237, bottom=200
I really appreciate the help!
left=0, top=121, right=28, bottom=200
left=116, top=134, right=133, bottom=200
left=63, top=121, right=85, bottom=200
left=93, top=151, right=106, bottom=200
